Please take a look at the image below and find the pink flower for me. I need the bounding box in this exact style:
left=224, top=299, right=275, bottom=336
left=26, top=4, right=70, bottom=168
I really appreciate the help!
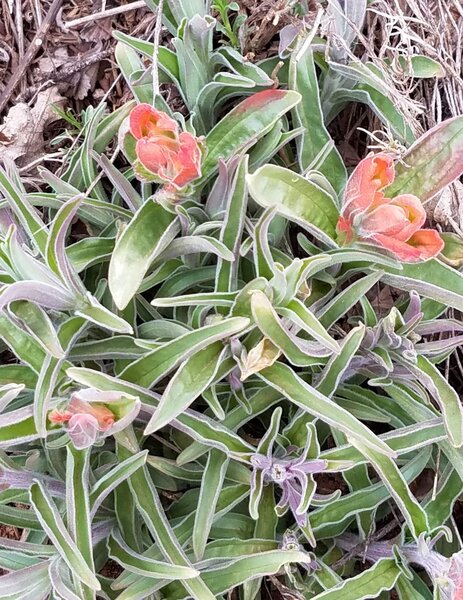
left=129, top=103, right=202, bottom=190
left=446, top=551, right=463, bottom=600
left=336, top=153, right=444, bottom=262
left=48, top=388, right=140, bottom=449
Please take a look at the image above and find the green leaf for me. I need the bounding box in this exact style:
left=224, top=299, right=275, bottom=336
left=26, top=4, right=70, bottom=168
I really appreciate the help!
left=251, top=290, right=327, bottom=367
left=352, top=441, right=429, bottom=538
left=311, top=559, right=401, bottom=599
left=109, top=200, right=179, bottom=310
left=201, top=90, right=301, bottom=180
left=9, top=301, right=64, bottom=358
left=122, top=317, right=249, bottom=388
left=413, top=355, right=463, bottom=447
left=162, top=550, right=312, bottom=598
left=0, top=162, right=48, bottom=255
left=145, top=341, right=226, bottom=434
left=192, top=450, right=229, bottom=561
left=66, top=446, right=95, bottom=600
left=108, top=529, right=199, bottom=580
left=381, top=259, right=463, bottom=312
left=29, top=482, right=100, bottom=591
left=289, top=45, right=346, bottom=194
left=258, top=362, right=393, bottom=456
left=117, top=436, right=215, bottom=600
left=277, top=299, right=339, bottom=354
left=216, top=156, right=248, bottom=302
left=311, top=448, right=430, bottom=538
left=318, top=271, right=383, bottom=329
left=398, top=55, right=445, bottom=78
left=75, top=294, right=134, bottom=334
left=386, top=115, right=463, bottom=201
left=316, top=325, right=364, bottom=397
left=247, top=164, right=339, bottom=244
left=90, top=450, right=148, bottom=515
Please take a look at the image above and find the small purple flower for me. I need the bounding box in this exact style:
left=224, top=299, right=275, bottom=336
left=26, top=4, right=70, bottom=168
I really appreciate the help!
left=337, top=532, right=463, bottom=599
left=250, top=447, right=327, bottom=527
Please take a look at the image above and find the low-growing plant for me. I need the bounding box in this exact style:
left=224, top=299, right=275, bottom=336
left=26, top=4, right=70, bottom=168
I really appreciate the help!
left=1, top=1, right=463, bottom=599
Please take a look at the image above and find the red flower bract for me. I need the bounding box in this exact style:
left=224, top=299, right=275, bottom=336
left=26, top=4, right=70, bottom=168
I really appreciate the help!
left=336, top=153, right=444, bottom=262
left=129, top=103, right=202, bottom=190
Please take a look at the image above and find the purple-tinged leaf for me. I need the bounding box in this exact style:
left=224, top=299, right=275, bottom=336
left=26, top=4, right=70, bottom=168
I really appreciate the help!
left=46, top=196, right=87, bottom=297
left=386, top=116, right=463, bottom=201
left=0, top=281, right=76, bottom=311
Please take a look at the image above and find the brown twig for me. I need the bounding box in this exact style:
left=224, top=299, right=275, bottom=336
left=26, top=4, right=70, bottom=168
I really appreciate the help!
left=0, top=0, right=64, bottom=115
left=62, top=0, right=146, bottom=29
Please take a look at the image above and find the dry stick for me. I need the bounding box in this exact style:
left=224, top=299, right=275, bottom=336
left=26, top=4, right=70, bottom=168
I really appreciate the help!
left=62, top=0, right=146, bottom=29
left=14, top=0, right=25, bottom=95
left=0, top=0, right=64, bottom=115
left=152, top=0, right=164, bottom=99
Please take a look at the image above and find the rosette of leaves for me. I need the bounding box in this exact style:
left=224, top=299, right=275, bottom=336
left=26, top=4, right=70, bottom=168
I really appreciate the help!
left=0, top=1, right=462, bottom=599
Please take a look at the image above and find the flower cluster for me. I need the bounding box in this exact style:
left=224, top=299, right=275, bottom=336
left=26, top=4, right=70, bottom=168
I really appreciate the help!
left=336, top=153, right=444, bottom=262
left=49, top=388, right=140, bottom=449
left=251, top=451, right=328, bottom=527
left=129, top=103, right=202, bottom=190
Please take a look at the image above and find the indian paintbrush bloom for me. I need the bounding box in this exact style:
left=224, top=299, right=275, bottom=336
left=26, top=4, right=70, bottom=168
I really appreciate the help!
left=49, top=388, right=140, bottom=449
left=337, top=532, right=463, bottom=600
left=336, top=153, right=444, bottom=262
left=129, top=103, right=202, bottom=190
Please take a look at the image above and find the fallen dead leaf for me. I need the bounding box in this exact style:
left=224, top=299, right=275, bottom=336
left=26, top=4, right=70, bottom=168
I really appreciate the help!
left=0, top=87, right=66, bottom=165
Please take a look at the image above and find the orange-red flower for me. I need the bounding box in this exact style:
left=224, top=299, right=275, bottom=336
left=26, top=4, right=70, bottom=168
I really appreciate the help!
left=336, top=153, right=444, bottom=262
left=129, top=104, right=202, bottom=190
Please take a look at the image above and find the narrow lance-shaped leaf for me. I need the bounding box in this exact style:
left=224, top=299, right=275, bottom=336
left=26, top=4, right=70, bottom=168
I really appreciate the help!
left=9, top=301, right=65, bottom=358
left=107, top=529, right=199, bottom=580
left=66, top=445, right=95, bottom=600
left=386, top=115, right=463, bottom=201
left=215, top=155, right=248, bottom=304
left=247, top=164, right=339, bottom=245
left=121, top=317, right=249, bottom=388
left=258, top=362, right=394, bottom=457
left=169, top=550, right=313, bottom=597
left=89, top=451, right=148, bottom=516
left=29, top=482, right=100, bottom=591
left=316, top=325, right=364, bottom=397
left=109, top=200, right=179, bottom=310
left=381, top=259, right=463, bottom=313
left=277, top=298, right=339, bottom=354
left=201, top=89, right=301, bottom=180
left=192, top=450, right=229, bottom=561
left=45, top=196, right=87, bottom=297
left=352, top=441, right=429, bottom=539
left=318, top=271, right=383, bottom=329
left=251, top=291, right=327, bottom=367
left=310, top=559, right=401, bottom=600
left=48, top=557, right=82, bottom=600
left=411, top=355, right=463, bottom=448
left=145, top=341, right=227, bottom=434
left=117, top=434, right=216, bottom=600
left=75, top=292, right=134, bottom=335
left=0, top=161, right=48, bottom=255
left=0, top=563, right=51, bottom=599
left=289, top=43, right=346, bottom=194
